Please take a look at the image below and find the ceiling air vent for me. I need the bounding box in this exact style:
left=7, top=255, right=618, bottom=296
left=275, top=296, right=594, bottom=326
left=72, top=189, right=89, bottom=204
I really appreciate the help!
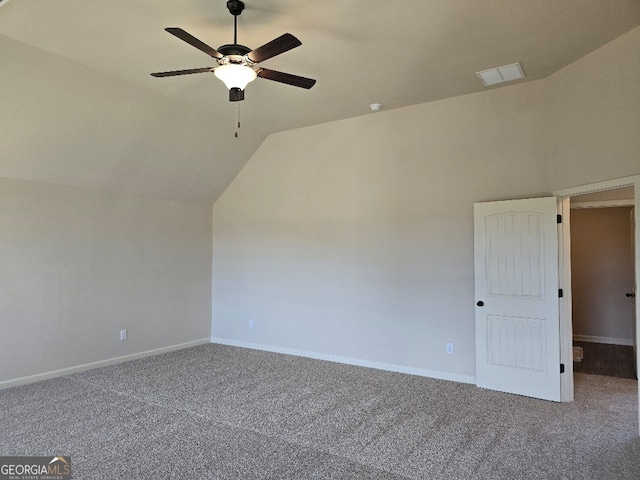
left=476, top=63, right=525, bottom=86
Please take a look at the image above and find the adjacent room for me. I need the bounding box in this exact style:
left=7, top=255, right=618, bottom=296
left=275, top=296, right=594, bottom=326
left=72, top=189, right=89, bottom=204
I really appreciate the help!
left=570, top=188, right=637, bottom=380
left=1, top=1, right=639, bottom=478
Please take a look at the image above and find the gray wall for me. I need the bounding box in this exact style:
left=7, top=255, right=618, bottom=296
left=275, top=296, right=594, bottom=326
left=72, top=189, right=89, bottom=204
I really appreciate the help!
left=213, top=77, right=548, bottom=380
left=570, top=207, right=635, bottom=343
left=0, top=178, right=212, bottom=383
left=212, top=26, right=640, bottom=380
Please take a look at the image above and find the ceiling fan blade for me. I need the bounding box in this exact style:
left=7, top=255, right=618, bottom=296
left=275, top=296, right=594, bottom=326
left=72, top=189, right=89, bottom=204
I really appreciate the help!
left=247, top=33, right=301, bottom=63
left=165, top=27, right=223, bottom=59
left=257, top=68, right=316, bottom=89
left=150, top=67, right=213, bottom=77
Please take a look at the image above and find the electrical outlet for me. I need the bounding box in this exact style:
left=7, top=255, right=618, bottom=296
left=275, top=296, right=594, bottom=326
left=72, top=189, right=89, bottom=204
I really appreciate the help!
left=248, top=320, right=254, bottom=330
left=445, top=343, right=454, bottom=355
left=120, top=329, right=128, bottom=341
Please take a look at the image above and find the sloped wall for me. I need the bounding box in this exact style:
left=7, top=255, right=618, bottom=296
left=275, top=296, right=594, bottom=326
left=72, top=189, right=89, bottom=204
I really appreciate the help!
left=544, top=26, right=640, bottom=191
left=0, top=35, right=239, bottom=203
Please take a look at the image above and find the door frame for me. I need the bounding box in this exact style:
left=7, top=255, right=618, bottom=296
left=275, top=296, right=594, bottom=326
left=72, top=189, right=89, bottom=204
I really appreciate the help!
left=554, top=176, right=640, bottom=427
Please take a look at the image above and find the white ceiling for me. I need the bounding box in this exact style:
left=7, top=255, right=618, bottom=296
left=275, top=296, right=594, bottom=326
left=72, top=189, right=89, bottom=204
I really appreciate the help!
left=2, top=0, right=640, bottom=203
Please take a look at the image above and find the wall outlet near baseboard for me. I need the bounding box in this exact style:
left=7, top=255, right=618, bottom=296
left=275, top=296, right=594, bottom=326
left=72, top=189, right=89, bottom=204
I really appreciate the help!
left=445, top=343, right=454, bottom=355
left=248, top=320, right=254, bottom=330
left=120, top=329, right=128, bottom=341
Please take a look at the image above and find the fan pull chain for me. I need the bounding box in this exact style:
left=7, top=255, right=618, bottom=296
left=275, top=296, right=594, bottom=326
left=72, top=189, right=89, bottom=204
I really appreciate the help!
left=234, top=102, right=241, bottom=138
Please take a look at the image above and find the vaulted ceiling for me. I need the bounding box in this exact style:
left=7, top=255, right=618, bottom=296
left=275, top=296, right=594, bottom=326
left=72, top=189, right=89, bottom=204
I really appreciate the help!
left=2, top=0, right=639, bottom=202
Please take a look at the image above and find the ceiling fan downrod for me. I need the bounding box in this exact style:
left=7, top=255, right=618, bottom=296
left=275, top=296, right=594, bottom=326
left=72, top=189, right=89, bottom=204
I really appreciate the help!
left=226, top=0, right=245, bottom=45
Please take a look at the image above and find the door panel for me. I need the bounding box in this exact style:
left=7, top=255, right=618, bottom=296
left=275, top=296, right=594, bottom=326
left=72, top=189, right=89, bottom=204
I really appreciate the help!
left=474, top=197, right=561, bottom=401
left=487, top=314, right=546, bottom=371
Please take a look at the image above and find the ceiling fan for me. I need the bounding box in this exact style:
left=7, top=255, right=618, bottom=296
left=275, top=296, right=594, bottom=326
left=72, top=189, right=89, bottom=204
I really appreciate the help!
left=151, top=0, right=316, bottom=102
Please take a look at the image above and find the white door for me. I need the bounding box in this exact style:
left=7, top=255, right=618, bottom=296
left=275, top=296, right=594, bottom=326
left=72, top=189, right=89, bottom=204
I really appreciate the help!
left=474, top=197, right=561, bottom=401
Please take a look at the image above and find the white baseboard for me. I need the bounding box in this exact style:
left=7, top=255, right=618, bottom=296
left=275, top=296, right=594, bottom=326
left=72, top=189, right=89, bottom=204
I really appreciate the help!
left=212, top=337, right=476, bottom=385
left=572, top=334, right=634, bottom=346
left=0, top=338, right=211, bottom=390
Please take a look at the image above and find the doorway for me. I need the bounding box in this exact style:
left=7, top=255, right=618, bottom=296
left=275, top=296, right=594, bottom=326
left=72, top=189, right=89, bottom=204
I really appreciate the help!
left=569, top=193, right=636, bottom=380
left=555, top=176, right=639, bottom=416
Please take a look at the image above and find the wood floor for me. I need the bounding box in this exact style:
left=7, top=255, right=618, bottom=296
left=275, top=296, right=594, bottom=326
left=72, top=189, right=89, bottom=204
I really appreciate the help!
left=573, top=340, right=637, bottom=379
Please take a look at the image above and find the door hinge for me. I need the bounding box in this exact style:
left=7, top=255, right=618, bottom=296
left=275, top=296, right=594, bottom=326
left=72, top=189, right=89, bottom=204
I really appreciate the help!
left=560, top=363, right=565, bottom=374
left=558, top=288, right=564, bottom=298
left=557, top=214, right=562, bottom=224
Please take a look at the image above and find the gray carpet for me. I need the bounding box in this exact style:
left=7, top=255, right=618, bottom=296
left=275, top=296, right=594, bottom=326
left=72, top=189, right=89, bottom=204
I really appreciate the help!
left=1, top=344, right=639, bottom=479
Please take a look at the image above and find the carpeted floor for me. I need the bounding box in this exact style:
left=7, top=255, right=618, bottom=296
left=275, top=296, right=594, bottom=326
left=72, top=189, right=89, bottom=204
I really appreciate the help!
left=1, top=344, right=639, bottom=479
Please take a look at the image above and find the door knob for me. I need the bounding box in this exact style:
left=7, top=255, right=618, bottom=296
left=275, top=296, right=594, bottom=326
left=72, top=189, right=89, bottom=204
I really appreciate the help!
left=476, top=301, right=484, bottom=307
left=627, top=293, right=636, bottom=298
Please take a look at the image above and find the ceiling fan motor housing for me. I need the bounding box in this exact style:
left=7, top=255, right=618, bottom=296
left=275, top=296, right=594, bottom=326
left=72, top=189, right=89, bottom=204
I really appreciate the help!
left=217, top=44, right=252, bottom=58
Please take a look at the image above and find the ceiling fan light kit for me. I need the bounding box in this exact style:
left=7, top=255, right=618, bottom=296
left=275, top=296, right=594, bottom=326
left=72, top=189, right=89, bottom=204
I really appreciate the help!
left=151, top=0, right=316, bottom=103
left=214, top=63, right=257, bottom=90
